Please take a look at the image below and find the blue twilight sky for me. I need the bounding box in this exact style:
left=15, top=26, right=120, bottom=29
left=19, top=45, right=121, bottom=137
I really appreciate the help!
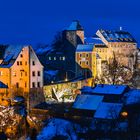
left=0, top=0, right=139, bottom=45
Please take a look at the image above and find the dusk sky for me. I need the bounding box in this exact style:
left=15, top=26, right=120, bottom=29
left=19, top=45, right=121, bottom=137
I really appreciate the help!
left=0, top=0, right=139, bottom=45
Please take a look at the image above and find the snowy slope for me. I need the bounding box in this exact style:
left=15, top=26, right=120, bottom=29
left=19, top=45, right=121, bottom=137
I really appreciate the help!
left=37, top=118, right=78, bottom=140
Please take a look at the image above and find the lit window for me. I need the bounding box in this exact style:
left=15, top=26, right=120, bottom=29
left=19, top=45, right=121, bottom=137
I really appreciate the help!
left=32, top=71, right=35, bottom=76
left=32, top=61, right=35, bottom=65
left=49, top=57, right=51, bottom=60
left=32, top=82, right=35, bottom=88
left=38, top=71, right=40, bottom=76
left=54, top=57, right=56, bottom=60
left=62, top=57, right=65, bottom=61
left=13, top=72, right=16, bottom=76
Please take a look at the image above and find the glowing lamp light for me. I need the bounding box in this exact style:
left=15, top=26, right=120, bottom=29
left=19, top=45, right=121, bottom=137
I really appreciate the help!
left=121, top=111, right=128, bottom=117
left=65, top=78, right=68, bottom=82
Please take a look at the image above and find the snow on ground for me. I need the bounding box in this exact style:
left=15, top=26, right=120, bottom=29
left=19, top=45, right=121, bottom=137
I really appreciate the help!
left=37, top=118, right=87, bottom=140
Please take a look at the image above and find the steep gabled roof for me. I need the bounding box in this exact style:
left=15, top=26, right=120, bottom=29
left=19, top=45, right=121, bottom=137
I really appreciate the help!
left=76, top=44, right=94, bottom=52
left=67, top=20, right=83, bottom=31
left=97, top=29, right=136, bottom=43
left=73, top=94, right=103, bottom=111
left=0, top=45, right=26, bottom=68
left=0, top=81, right=8, bottom=88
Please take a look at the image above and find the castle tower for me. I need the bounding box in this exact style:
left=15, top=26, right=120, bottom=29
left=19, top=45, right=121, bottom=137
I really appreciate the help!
left=64, top=20, right=84, bottom=47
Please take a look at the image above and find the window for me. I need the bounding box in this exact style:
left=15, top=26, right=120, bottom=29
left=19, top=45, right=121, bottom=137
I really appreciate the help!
left=25, top=82, right=27, bottom=88
left=32, top=61, right=35, bottom=65
left=38, top=71, right=40, bottom=76
left=62, top=57, right=65, bottom=61
left=32, top=82, right=35, bottom=88
left=25, top=61, right=27, bottom=65
left=32, top=71, right=35, bottom=76
left=21, top=72, right=22, bottom=77
left=13, top=71, right=16, bottom=76
left=25, top=72, right=27, bottom=76
left=54, top=57, right=56, bottom=60
left=86, top=54, right=89, bottom=57
left=49, top=57, right=51, bottom=60
left=37, top=82, right=40, bottom=88
left=20, top=54, right=23, bottom=58
left=20, top=61, right=22, bottom=65
left=80, top=61, right=82, bottom=65
left=16, top=82, right=19, bottom=88
left=86, top=61, right=89, bottom=65
left=17, top=61, right=19, bottom=65
left=80, top=54, right=82, bottom=57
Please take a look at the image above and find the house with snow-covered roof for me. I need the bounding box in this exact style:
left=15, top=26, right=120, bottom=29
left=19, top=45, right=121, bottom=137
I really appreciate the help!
left=72, top=94, right=103, bottom=117
left=91, top=102, right=124, bottom=132
left=81, top=84, right=129, bottom=102
left=0, top=45, right=43, bottom=98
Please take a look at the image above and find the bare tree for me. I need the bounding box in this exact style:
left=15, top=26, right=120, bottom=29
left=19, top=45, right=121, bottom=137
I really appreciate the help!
left=95, top=53, right=133, bottom=85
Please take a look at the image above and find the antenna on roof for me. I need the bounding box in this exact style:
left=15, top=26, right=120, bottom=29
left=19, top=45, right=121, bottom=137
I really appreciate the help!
left=120, top=26, right=122, bottom=31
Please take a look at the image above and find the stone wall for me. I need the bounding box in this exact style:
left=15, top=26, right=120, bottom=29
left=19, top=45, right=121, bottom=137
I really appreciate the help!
left=43, top=78, right=94, bottom=101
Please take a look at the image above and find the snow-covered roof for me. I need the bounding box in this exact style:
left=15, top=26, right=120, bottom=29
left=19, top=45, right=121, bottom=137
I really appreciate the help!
left=67, top=20, right=83, bottom=31
left=0, top=81, right=8, bottom=88
left=94, top=102, right=123, bottom=119
left=0, top=45, right=27, bottom=68
left=73, top=94, right=103, bottom=111
left=45, top=70, right=59, bottom=76
left=84, top=36, right=104, bottom=45
left=125, top=89, right=140, bottom=105
left=76, top=44, right=94, bottom=52
left=81, top=84, right=128, bottom=95
left=98, top=29, right=136, bottom=43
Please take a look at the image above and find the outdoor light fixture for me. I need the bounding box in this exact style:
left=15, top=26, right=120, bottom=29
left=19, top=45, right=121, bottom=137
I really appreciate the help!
left=121, top=111, right=128, bottom=117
